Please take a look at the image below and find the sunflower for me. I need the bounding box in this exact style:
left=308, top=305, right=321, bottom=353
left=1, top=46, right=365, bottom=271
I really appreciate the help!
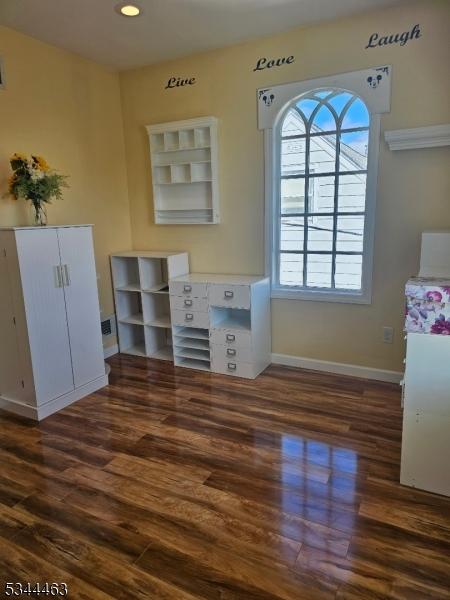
left=33, top=155, right=51, bottom=172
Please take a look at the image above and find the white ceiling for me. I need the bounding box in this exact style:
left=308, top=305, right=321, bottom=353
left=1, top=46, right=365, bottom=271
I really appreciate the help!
left=0, top=0, right=409, bottom=70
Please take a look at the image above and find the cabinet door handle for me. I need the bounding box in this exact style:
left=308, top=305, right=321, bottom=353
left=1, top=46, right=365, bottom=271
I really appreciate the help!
left=63, top=264, right=71, bottom=286
left=227, top=348, right=236, bottom=357
left=226, top=334, right=235, bottom=342
left=183, top=285, right=192, bottom=293
left=227, top=362, right=237, bottom=371
left=185, top=313, right=194, bottom=321
left=54, top=266, right=63, bottom=288
left=224, top=290, right=234, bottom=299
left=184, top=299, right=193, bottom=307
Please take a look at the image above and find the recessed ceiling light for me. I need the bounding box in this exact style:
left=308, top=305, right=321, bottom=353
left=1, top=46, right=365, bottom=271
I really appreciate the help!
left=116, top=3, right=141, bottom=17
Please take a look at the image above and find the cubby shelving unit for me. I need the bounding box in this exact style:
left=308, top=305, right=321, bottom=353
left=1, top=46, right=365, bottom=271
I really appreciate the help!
left=111, top=251, right=189, bottom=361
left=146, top=117, right=219, bottom=225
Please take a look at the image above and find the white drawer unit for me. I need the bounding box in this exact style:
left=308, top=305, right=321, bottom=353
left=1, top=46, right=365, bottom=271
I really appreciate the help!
left=171, top=309, right=210, bottom=330
left=211, top=344, right=253, bottom=363
left=169, top=280, right=207, bottom=299
left=169, top=273, right=271, bottom=378
left=171, top=296, right=209, bottom=312
left=211, top=354, right=256, bottom=379
left=208, top=283, right=251, bottom=309
left=210, top=329, right=252, bottom=349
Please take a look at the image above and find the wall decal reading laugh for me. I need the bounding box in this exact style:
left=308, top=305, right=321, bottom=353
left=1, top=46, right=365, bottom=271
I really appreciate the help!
left=365, top=24, right=421, bottom=49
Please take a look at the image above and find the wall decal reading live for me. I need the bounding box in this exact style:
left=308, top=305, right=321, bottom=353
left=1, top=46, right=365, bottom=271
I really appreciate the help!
left=253, top=56, right=294, bottom=72
left=365, top=24, right=421, bottom=49
left=165, top=76, right=196, bottom=89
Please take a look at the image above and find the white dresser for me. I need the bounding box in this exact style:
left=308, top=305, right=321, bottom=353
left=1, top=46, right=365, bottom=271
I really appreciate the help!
left=169, top=273, right=271, bottom=378
left=0, top=226, right=108, bottom=421
left=400, top=231, right=450, bottom=497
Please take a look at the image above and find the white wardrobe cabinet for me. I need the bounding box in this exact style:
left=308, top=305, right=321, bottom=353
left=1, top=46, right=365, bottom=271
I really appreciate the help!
left=0, top=226, right=108, bottom=421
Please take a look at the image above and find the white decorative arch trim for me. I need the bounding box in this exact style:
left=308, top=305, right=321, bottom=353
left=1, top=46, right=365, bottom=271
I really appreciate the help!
left=257, top=66, right=391, bottom=130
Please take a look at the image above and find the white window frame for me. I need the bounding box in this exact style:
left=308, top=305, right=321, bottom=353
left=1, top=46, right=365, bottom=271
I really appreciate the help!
left=265, top=85, right=381, bottom=305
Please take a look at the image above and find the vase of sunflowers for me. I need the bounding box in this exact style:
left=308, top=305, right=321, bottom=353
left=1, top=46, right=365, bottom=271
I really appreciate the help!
left=7, top=153, right=68, bottom=226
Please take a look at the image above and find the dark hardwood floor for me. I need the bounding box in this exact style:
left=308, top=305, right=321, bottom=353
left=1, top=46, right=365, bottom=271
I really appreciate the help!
left=0, top=355, right=449, bottom=599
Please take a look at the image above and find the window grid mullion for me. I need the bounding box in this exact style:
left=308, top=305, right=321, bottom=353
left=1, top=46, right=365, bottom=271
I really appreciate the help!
left=302, top=127, right=311, bottom=287
left=281, top=169, right=367, bottom=180
left=282, top=125, right=369, bottom=141
left=331, top=132, right=341, bottom=289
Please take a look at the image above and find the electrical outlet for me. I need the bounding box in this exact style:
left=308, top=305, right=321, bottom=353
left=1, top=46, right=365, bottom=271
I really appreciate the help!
left=383, top=326, right=394, bottom=344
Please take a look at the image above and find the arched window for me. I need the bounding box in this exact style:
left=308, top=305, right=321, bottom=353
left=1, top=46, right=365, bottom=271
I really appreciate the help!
left=273, top=88, right=377, bottom=302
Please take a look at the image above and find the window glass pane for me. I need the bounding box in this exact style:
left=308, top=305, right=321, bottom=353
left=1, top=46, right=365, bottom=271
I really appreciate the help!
left=281, top=138, right=305, bottom=176
left=341, top=97, right=370, bottom=129
left=328, top=92, right=353, bottom=116
left=280, top=253, right=304, bottom=286
left=278, top=89, right=371, bottom=294
left=280, top=217, right=304, bottom=251
left=310, top=175, right=335, bottom=213
left=310, top=134, right=336, bottom=174
left=339, top=130, right=368, bottom=171
left=307, top=216, right=334, bottom=251
left=314, top=90, right=334, bottom=99
left=338, top=174, right=366, bottom=212
left=281, top=179, right=305, bottom=214
left=336, top=215, right=365, bottom=252
left=282, top=110, right=306, bottom=137
left=296, top=98, right=319, bottom=120
left=335, top=255, right=363, bottom=290
left=306, top=254, right=332, bottom=288
left=312, top=105, right=336, bottom=132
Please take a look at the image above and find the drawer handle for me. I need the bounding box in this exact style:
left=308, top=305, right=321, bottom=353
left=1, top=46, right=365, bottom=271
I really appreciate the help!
left=185, top=313, right=194, bottom=321
left=227, top=362, right=237, bottom=371
left=224, top=290, right=234, bottom=299
left=226, top=334, right=235, bottom=342
left=227, top=348, right=236, bottom=357
left=183, top=285, right=192, bottom=293
left=184, top=299, right=193, bottom=307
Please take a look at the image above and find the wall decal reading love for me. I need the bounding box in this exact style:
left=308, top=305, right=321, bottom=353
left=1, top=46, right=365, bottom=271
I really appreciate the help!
left=253, top=56, right=295, bottom=72
left=365, top=24, right=421, bottom=49
left=165, top=76, right=196, bottom=89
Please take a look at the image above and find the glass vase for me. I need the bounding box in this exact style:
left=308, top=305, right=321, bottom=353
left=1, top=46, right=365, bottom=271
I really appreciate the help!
left=30, top=202, right=47, bottom=226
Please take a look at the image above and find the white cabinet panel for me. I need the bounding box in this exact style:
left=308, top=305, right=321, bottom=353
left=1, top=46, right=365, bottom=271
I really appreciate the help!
left=404, top=333, right=450, bottom=413
left=401, top=411, right=450, bottom=497
left=58, top=227, right=105, bottom=388
left=0, top=246, right=21, bottom=401
left=15, top=229, right=74, bottom=405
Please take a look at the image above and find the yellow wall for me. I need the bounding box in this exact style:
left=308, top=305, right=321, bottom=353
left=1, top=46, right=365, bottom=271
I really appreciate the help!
left=120, top=0, right=450, bottom=372
left=0, top=26, right=132, bottom=347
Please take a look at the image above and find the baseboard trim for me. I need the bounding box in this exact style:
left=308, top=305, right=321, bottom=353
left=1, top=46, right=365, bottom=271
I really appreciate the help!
left=104, top=344, right=119, bottom=359
left=271, top=353, right=403, bottom=384
left=0, top=374, right=109, bottom=421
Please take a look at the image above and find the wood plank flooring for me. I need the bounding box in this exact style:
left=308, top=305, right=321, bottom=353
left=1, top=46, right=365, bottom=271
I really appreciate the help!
left=1, top=354, right=449, bottom=599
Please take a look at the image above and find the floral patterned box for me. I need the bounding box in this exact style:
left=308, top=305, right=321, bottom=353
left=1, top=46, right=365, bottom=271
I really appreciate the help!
left=405, top=278, right=450, bottom=335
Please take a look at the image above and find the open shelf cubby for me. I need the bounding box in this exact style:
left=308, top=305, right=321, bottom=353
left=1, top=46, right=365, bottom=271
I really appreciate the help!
left=210, top=307, right=251, bottom=331
left=147, top=117, right=219, bottom=224
left=111, top=251, right=189, bottom=361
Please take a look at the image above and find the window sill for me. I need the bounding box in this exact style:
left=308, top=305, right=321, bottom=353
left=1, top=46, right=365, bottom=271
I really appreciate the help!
left=271, top=287, right=372, bottom=305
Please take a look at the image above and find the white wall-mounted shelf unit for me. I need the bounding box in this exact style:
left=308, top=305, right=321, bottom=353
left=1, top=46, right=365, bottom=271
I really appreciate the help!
left=146, top=117, right=220, bottom=225
left=111, top=251, right=189, bottom=361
